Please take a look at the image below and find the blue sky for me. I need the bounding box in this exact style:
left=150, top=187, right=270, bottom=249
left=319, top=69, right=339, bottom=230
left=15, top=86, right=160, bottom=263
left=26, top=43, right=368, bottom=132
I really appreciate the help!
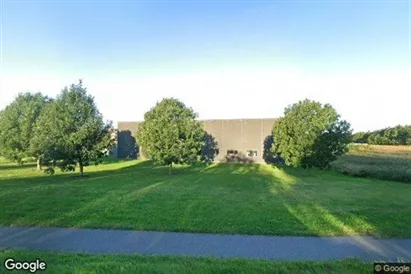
left=1, top=0, right=410, bottom=131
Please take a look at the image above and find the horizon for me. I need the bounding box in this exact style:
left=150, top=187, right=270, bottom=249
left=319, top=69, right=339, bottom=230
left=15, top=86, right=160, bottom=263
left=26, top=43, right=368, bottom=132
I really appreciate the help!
left=1, top=1, right=410, bottom=132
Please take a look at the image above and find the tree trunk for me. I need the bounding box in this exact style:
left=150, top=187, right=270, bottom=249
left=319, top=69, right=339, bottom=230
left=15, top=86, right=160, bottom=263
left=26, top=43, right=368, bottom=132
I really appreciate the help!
left=36, top=156, right=42, bottom=171
left=169, top=163, right=172, bottom=175
left=79, top=163, right=84, bottom=176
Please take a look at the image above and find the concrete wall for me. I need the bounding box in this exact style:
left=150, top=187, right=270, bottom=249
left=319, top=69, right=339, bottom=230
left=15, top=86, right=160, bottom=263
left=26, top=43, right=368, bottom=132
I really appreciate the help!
left=116, top=118, right=277, bottom=163
left=117, top=122, right=140, bottom=158
left=203, top=119, right=277, bottom=163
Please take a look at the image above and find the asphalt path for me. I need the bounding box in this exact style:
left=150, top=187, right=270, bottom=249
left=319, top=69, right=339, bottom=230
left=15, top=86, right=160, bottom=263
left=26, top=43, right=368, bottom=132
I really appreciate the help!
left=1, top=226, right=410, bottom=262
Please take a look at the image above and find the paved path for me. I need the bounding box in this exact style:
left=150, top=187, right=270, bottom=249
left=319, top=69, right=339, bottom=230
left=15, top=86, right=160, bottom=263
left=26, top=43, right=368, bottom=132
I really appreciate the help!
left=1, top=226, right=411, bottom=262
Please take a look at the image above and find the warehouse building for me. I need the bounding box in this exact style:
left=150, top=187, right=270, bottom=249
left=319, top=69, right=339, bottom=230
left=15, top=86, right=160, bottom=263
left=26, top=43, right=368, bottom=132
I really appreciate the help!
left=115, top=118, right=277, bottom=163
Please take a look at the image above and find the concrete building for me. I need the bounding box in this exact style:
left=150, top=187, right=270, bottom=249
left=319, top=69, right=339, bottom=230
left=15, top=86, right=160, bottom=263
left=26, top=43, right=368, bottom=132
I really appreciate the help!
left=116, top=118, right=277, bottom=163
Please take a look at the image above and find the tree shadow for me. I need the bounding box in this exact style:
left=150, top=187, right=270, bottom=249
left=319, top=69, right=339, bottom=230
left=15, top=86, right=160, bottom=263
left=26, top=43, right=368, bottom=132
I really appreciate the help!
left=0, top=160, right=174, bottom=227
left=201, top=163, right=410, bottom=240
left=263, top=135, right=285, bottom=164
left=100, top=156, right=130, bottom=165
left=117, top=130, right=138, bottom=159
left=0, top=160, right=152, bottom=186
left=0, top=163, right=37, bottom=171
left=200, top=131, right=218, bottom=164
left=1, top=160, right=410, bottom=251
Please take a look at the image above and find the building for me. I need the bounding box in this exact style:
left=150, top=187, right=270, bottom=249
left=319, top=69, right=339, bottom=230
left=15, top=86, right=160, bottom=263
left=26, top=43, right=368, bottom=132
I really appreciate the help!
left=116, top=118, right=277, bottom=163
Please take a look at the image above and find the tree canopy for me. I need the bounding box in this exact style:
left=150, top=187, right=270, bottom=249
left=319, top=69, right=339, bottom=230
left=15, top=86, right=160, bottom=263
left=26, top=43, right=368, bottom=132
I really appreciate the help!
left=271, top=99, right=352, bottom=168
left=353, top=125, right=411, bottom=145
left=0, top=92, right=50, bottom=167
left=136, top=98, right=205, bottom=174
left=31, top=80, right=113, bottom=176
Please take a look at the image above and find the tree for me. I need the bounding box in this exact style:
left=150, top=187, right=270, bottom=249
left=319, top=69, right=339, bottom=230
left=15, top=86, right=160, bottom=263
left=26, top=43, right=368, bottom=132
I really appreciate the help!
left=359, top=125, right=411, bottom=145
left=31, top=80, right=113, bottom=176
left=136, top=98, right=205, bottom=174
left=375, top=125, right=410, bottom=145
left=0, top=92, right=50, bottom=169
left=271, top=99, right=352, bottom=168
left=352, top=132, right=370, bottom=144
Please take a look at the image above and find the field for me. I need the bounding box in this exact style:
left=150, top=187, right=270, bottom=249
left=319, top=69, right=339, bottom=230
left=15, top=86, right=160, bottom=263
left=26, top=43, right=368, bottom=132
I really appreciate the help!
left=332, top=144, right=411, bottom=182
left=1, top=157, right=410, bottom=238
left=0, top=250, right=370, bottom=274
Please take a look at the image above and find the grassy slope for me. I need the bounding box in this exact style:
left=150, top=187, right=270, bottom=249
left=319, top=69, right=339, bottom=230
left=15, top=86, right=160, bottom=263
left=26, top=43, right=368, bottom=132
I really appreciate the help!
left=0, top=250, right=370, bottom=274
left=1, top=159, right=410, bottom=238
left=332, top=144, right=411, bottom=182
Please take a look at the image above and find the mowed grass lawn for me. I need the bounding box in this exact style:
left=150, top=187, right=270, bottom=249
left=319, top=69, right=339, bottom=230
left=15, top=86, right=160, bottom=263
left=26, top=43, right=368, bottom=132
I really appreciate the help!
left=1, top=158, right=410, bottom=238
left=0, top=250, right=370, bottom=274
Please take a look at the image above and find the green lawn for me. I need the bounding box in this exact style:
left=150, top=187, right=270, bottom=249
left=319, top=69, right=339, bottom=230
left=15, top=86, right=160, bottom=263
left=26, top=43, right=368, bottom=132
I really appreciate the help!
left=1, top=159, right=410, bottom=238
left=332, top=144, right=411, bottom=182
left=0, top=250, right=370, bottom=274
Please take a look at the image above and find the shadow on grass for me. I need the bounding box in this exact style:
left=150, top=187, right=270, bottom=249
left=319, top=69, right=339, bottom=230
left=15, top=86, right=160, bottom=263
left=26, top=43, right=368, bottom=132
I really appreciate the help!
left=100, top=156, right=131, bottom=165
left=200, top=164, right=382, bottom=235
left=202, top=163, right=405, bottom=255
left=0, top=162, right=37, bottom=171
left=1, top=160, right=410, bottom=249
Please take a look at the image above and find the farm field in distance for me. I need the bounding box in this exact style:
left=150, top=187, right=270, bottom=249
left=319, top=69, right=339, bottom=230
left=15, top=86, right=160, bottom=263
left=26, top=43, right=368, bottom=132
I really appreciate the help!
left=332, top=144, right=411, bottom=182
left=1, top=150, right=410, bottom=238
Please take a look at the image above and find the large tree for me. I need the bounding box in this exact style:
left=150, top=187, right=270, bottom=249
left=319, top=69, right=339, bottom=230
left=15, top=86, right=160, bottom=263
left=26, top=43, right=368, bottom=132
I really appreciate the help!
left=136, top=98, right=205, bottom=174
left=352, top=131, right=370, bottom=144
left=31, top=80, right=113, bottom=176
left=0, top=92, right=50, bottom=169
left=271, top=99, right=352, bottom=168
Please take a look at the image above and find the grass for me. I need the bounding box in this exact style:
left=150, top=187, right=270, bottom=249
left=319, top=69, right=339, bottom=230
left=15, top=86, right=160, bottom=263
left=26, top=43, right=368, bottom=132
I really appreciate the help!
left=0, top=249, right=371, bottom=274
left=331, top=144, right=411, bottom=183
left=1, top=158, right=411, bottom=238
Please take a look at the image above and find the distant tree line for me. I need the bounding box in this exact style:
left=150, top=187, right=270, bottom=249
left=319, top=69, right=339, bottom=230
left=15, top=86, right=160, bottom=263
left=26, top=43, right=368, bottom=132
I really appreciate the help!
left=352, top=125, right=411, bottom=145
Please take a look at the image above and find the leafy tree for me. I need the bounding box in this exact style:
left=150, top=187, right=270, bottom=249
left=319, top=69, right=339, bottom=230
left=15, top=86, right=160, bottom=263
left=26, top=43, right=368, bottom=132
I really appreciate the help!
left=358, top=125, right=411, bottom=145
left=368, top=129, right=386, bottom=145
left=375, top=125, right=410, bottom=145
left=0, top=92, right=50, bottom=169
left=271, top=99, right=352, bottom=168
left=352, top=132, right=370, bottom=144
left=31, top=80, right=113, bottom=176
left=136, top=98, right=205, bottom=174
left=397, top=126, right=411, bottom=145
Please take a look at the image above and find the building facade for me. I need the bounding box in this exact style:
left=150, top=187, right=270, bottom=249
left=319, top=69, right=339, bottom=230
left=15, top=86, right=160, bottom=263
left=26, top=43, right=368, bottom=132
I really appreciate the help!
left=116, top=118, right=277, bottom=163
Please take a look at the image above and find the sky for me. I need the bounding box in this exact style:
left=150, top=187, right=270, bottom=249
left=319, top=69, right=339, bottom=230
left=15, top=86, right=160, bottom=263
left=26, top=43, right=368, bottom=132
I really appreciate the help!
left=0, top=0, right=410, bottom=132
